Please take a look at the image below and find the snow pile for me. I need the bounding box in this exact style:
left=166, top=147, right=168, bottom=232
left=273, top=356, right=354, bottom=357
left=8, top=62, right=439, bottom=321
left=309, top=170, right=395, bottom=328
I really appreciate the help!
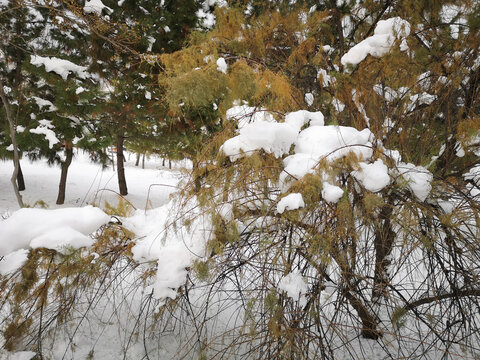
left=276, top=193, right=305, bottom=213
left=341, top=17, right=410, bottom=66
left=278, top=272, right=308, bottom=307
left=397, top=163, right=433, bottom=201
left=352, top=159, right=391, bottom=192
left=32, top=96, right=57, bottom=112
left=124, top=200, right=211, bottom=303
left=304, top=93, right=314, bottom=106
left=226, top=104, right=275, bottom=128
left=29, top=120, right=59, bottom=148
left=216, top=57, right=228, bottom=73
left=221, top=108, right=327, bottom=161
left=281, top=125, right=373, bottom=189
left=322, top=182, right=344, bottom=203
left=84, top=0, right=113, bottom=16
left=31, top=55, right=90, bottom=80
left=221, top=121, right=298, bottom=161
left=0, top=206, right=110, bottom=256
left=0, top=249, right=29, bottom=276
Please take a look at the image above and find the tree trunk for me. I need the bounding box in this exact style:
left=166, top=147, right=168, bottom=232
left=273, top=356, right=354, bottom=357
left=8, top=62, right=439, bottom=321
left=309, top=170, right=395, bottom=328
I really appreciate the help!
left=17, top=160, right=25, bottom=191
left=116, top=135, right=128, bottom=195
left=162, top=157, right=166, bottom=167
left=0, top=78, right=23, bottom=208
left=56, top=146, right=73, bottom=205
left=142, top=153, right=145, bottom=169
left=135, top=152, right=140, bottom=166
left=169, top=159, right=172, bottom=169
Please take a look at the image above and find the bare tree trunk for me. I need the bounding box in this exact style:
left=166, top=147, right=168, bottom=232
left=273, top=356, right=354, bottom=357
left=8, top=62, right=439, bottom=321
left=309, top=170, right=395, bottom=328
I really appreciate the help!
left=162, top=157, right=166, bottom=167
left=17, top=160, right=25, bottom=191
left=169, top=159, right=172, bottom=169
left=56, top=145, right=73, bottom=205
left=116, top=135, right=128, bottom=195
left=135, top=152, right=140, bottom=166
left=142, top=153, right=145, bottom=169
left=0, top=78, right=23, bottom=208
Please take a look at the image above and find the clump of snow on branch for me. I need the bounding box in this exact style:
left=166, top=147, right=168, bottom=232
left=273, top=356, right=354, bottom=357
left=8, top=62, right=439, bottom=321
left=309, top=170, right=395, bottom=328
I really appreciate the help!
left=341, top=17, right=410, bottom=66
left=123, top=200, right=211, bottom=304
left=29, top=120, right=59, bottom=148
left=397, top=163, right=433, bottom=201
left=31, top=55, right=90, bottom=80
left=321, top=182, right=344, bottom=203
left=352, top=159, right=391, bottom=192
left=84, top=0, right=113, bottom=16
left=216, top=57, right=228, bottom=74
left=276, top=193, right=305, bottom=214
left=0, top=206, right=110, bottom=256
left=278, top=272, right=308, bottom=307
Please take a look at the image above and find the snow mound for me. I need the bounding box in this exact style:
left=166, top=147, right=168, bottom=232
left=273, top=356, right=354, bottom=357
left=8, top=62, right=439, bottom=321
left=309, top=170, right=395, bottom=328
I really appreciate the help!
left=0, top=206, right=110, bottom=256
left=277, top=193, right=305, bottom=213
left=124, top=200, right=211, bottom=303
left=278, top=272, right=308, bottom=307
left=397, top=163, right=433, bottom=201
left=341, top=17, right=410, bottom=66
left=352, top=159, right=391, bottom=192
left=322, top=182, right=344, bottom=203
left=31, top=55, right=90, bottom=80
left=84, top=0, right=113, bottom=16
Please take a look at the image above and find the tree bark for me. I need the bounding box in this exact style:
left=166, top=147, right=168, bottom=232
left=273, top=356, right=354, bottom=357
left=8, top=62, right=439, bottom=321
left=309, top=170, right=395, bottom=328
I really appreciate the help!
left=17, top=160, right=25, bottom=191
left=116, top=135, right=128, bottom=195
left=0, top=78, right=23, bottom=208
left=56, top=145, right=73, bottom=205
left=142, top=153, right=145, bottom=169
left=135, top=152, right=140, bottom=166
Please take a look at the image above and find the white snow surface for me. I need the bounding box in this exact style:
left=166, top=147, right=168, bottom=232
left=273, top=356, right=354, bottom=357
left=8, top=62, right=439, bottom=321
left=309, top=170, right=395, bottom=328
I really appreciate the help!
left=397, top=163, right=433, bottom=201
left=280, top=125, right=373, bottom=189
left=0, top=249, right=29, bottom=276
left=0, top=206, right=109, bottom=256
left=321, top=182, right=344, bottom=203
left=216, top=57, right=228, bottom=73
left=29, top=119, right=59, bottom=148
left=341, top=17, right=410, bottom=66
left=352, top=159, right=391, bottom=192
left=84, top=0, right=113, bottom=16
left=30, top=55, right=89, bottom=80
left=124, top=200, right=211, bottom=303
left=276, top=193, right=305, bottom=213
left=278, top=272, right=308, bottom=307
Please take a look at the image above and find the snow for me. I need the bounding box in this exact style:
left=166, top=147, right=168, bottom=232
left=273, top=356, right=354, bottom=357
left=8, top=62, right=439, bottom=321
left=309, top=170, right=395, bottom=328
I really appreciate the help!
left=341, top=17, right=410, bottom=66
left=29, top=119, right=59, bottom=148
left=0, top=152, right=181, bottom=214
left=84, top=0, right=113, bottom=16
left=304, top=92, right=314, bottom=106
left=276, top=193, right=305, bottom=213
left=284, top=110, right=324, bottom=129
left=321, top=182, right=344, bottom=203
left=226, top=104, right=275, bottom=128
left=124, top=200, right=211, bottom=303
left=0, top=351, right=37, bottom=360
left=0, top=249, right=29, bottom=276
left=352, top=159, right=391, bottom=192
left=220, top=120, right=298, bottom=161
left=30, top=55, right=89, bottom=80
left=397, top=163, right=433, bottom=201
left=0, top=206, right=110, bottom=256
left=216, top=57, right=228, bottom=73
left=32, top=96, right=57, bottom=112
left=281, top=125, right=373, bottom=189
left=278, top=272, right=308, bottom=307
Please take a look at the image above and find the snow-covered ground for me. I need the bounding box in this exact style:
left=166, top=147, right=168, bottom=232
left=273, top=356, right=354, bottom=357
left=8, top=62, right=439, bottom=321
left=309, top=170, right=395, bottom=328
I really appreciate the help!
left=0, top=152, right=183, bottom=215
